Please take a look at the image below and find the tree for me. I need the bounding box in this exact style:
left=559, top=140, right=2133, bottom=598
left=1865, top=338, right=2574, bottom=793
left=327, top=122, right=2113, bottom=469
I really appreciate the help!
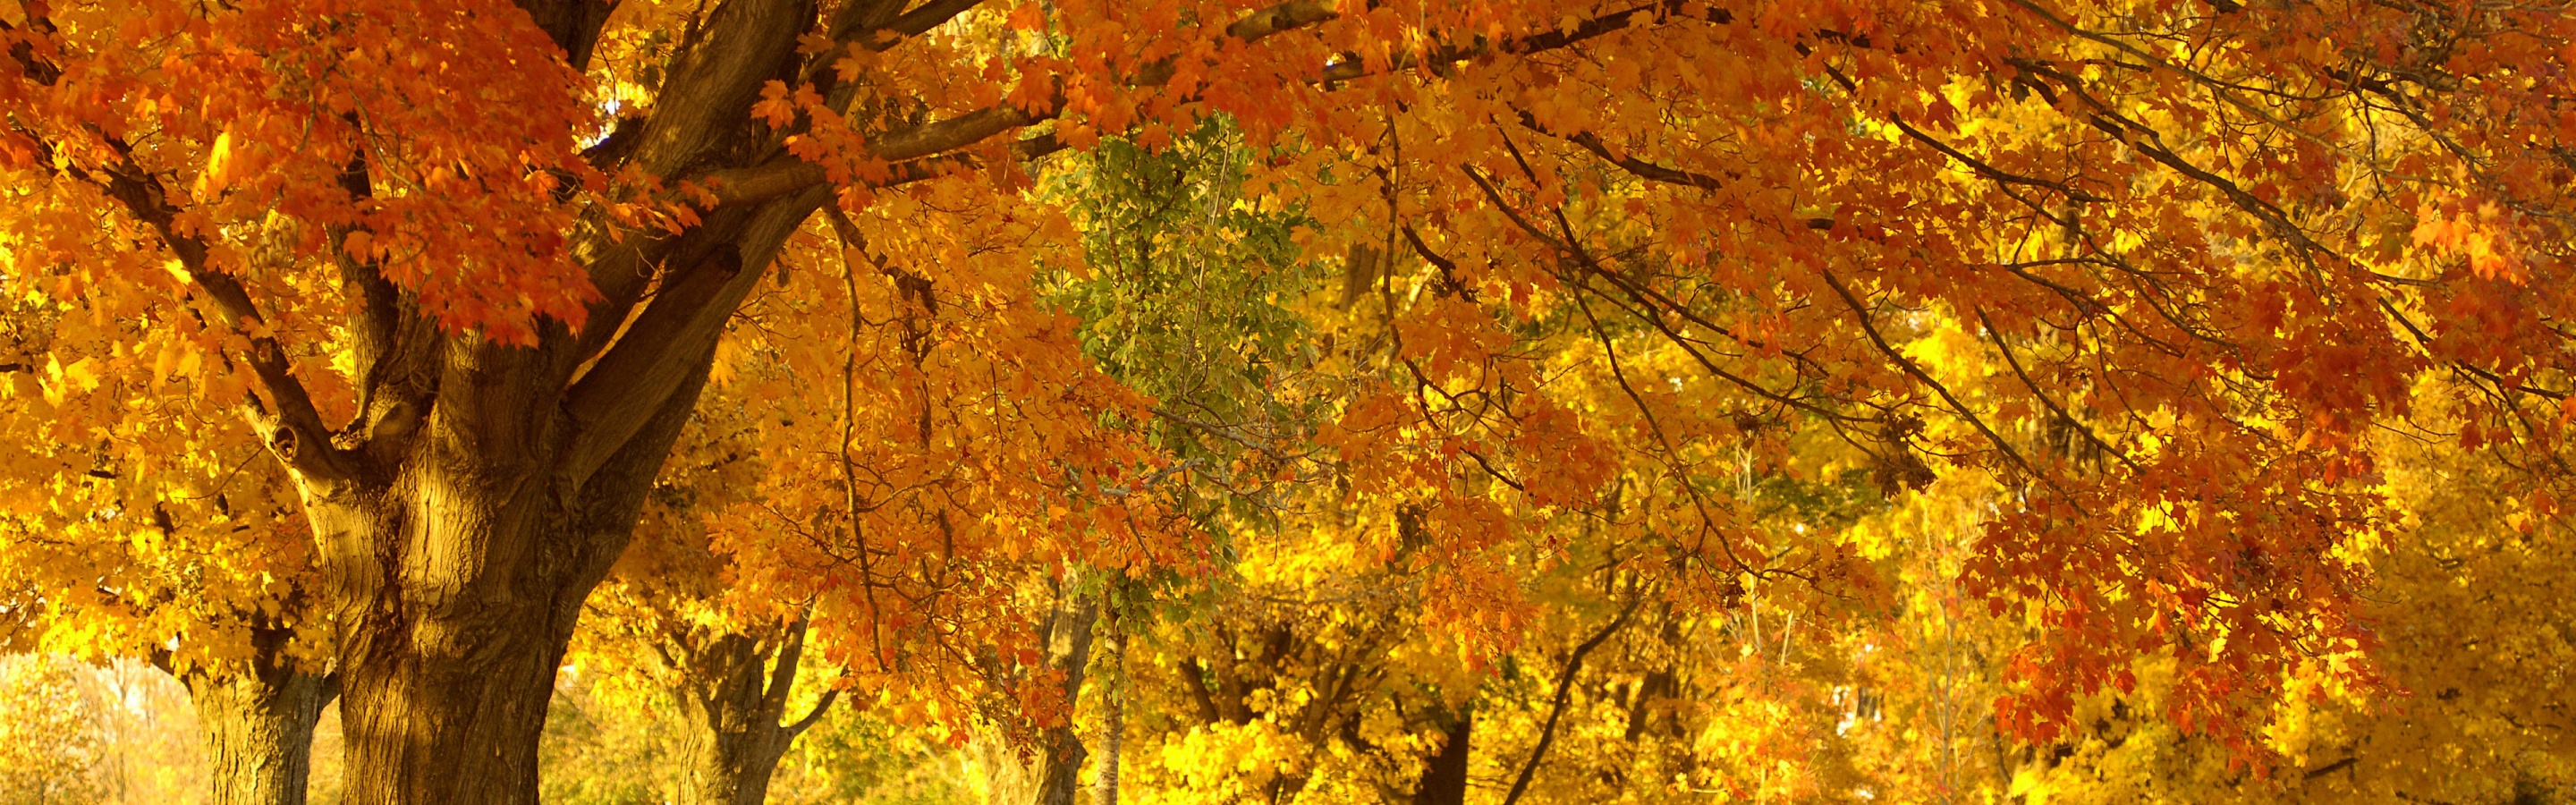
left=0, top=653, right=109, bottom=803
left=6, top=1, right=2573, bottom=802
left=571, top=112, right=1199, bottom=805
left=1956, top=407, right=2576, bottom=805
left=1, top=3, right=1185, bottom=800
left=0, top=275, right=333, bottom=805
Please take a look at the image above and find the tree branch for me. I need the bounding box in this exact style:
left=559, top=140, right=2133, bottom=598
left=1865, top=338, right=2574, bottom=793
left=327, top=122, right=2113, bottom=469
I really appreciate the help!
left=1500, top=598, right=1637, bottom=805
left=706, top=0, right=1335, bottom=208
left=630, top=0, right=818, bottom=178
left=707, top=131, right=1065, bottom=206
left=1318, top=0, right=1733, bottom=83
left=760, top=612, right=814, bottom=728
left=1222, top=0, right=1337, bottom=40
left=880, top=0, right=985, bottom=40
left=1816, top=267, right=2063, bottom=500
left=512, top=0, right=617, bottom=72
left=561, top=186, right=830, bottom=485
left=1974, top=307, right=2143, bottom=473
left=76, top=144, right=357, bottom=486
left=4, top=17, right=358, bottom=483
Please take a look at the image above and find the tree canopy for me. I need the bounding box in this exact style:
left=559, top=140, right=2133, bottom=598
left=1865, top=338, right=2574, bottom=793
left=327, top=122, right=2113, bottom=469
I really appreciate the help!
left=1, top=0, right=2572, bottom=803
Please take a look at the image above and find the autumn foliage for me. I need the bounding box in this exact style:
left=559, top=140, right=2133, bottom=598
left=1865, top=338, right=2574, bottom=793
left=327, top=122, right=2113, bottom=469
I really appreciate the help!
left=0, top=0, right=2572, bottom=803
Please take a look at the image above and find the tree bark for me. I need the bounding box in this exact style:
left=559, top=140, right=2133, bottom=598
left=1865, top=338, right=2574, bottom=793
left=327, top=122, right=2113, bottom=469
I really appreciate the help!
left=674, top=617, right=835, bottom=805
left=77, top=0, right=1328, bottom=800
left=1411, top=706, right=1472, bottom=805
left=321, top=343, right=729, bottom=805
left=1093, top=605, right=1123, bottom=805
left=23, top=0, right=1336, bottom=800
left=310, top=163, right=826, bottom=805
left=1031, top=583, right=1099, bottom=805
left=19, top=0, right=1338, bottom=796
left=182, top=666, right=335, bottom=805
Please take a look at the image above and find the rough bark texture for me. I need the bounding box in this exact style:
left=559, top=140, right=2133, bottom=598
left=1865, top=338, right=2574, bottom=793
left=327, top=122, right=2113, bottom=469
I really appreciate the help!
left=291, top=4, right=833, bottom=799
left=320, top=330, right=736, bottom=804
left=674, top=618, right=835, bottom=805
left=183, top=667, right=334, bottom=805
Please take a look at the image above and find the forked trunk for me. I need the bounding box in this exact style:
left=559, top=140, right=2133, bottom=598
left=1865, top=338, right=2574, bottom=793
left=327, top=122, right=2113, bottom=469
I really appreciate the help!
left=679, top=708, right=793, bottom=805
left=251, top=5, right=835, bottom=792
left=312, top=329, right=730, bottom=805
left=183, top=666, right=335, bottom=805
left=674, top=618, right=835, bottom=805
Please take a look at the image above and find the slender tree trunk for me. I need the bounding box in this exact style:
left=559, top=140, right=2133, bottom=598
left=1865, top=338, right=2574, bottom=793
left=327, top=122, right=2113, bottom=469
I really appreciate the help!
left=1093, top=605, right=1123, bottom=805
left=674, top=618, right=835, bottom=805
left=1032, top=583, right=1099, bottom=805
left=182, top=666, right=335, bottom=805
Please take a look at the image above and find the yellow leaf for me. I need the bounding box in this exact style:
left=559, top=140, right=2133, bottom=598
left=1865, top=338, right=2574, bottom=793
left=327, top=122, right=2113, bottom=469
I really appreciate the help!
left=48, top=355, right=101, bottom=397
left=195, top=131, right=233, bottom=196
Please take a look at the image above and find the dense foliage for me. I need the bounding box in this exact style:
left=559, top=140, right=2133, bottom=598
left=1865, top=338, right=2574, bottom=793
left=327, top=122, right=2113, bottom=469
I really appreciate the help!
left=0, top=0, right=2572, bottom=803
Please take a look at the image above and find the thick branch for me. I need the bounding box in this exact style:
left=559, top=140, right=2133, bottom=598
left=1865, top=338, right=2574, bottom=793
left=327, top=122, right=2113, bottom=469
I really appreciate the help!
left=80, top=151, right=355, bottom=485
left=630, top=0, right=818, bottom=178
left=5, top=21, right=354, bottom=483
left=708, top=0, right=1335, bottom=207
left=561, top=186, right=830, bottom=485
left=758, top=614, right=813, bottom=730
left=879, top=0, right=985, bottom=40
left=327, top=141, right=442, bottom=463
left=512, top=0, right=616, bottom=71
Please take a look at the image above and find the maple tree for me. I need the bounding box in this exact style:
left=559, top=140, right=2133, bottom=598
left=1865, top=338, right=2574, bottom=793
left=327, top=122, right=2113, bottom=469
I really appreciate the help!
left=0, top=275, right=333, bottom=804
left=5, top=0, right=2576, bottom=802
left=564, top=178, right=1185, bottom=805
left=1950, top=409, right=2576, bottom=805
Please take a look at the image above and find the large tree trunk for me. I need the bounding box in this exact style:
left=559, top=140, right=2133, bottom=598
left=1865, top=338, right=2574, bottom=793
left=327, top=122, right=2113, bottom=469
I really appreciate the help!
left=182, top=665, right=335, bottom=805
left=311, top=198, right=824, bottom=802
left=318, top=353, right=724, bottom=804
left=304, top=145, right=826, bottom=802
left=210, top=0, right=1011, bottom=800
left=674, top=617, right=836, bottom=805
left=331, top=594, right=582, bottom=804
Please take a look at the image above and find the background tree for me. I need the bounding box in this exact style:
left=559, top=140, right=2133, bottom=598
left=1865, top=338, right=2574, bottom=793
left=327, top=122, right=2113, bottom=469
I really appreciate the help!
left=0, top=278, right=333, bottom=805
left=0, top=653, right=110, bottom=803
left=1958, top=401, right=2576, bottom=805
